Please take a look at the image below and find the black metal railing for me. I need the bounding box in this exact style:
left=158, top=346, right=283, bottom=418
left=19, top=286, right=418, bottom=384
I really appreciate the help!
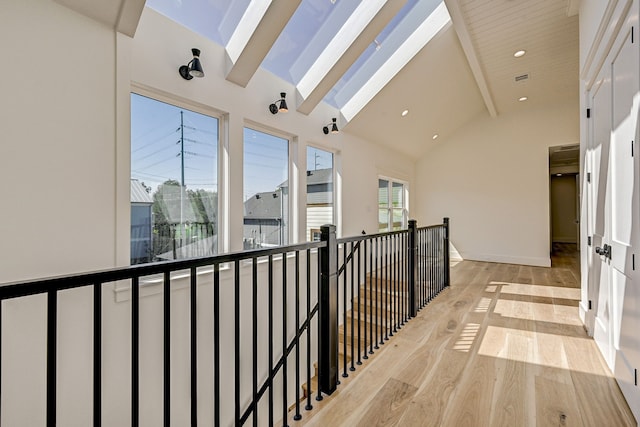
left=0, top=218, right=449, bottom=426
left=316, top=218, right=450, bottom=395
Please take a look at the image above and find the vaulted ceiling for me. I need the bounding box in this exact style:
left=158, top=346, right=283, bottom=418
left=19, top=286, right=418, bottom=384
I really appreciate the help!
left=54, top=0, right=579, bottom=158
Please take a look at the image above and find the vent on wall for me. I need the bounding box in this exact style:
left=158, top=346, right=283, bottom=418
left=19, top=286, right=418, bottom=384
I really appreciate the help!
left=515, top=73, right=529, bottom=82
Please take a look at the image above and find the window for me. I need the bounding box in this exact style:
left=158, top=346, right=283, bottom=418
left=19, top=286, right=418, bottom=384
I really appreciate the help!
left=306, top=147, right=334, bottom=241
left=378, top=178, right=407, bottom=232
left=130, top=93, right=218, bottom=264
left=243, top=128, right=289, bottom=248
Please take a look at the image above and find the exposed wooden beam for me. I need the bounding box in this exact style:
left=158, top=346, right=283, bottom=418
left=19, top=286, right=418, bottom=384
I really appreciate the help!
left=443, top=0, right=498, bottom=118
left=225, top=0, right=302, bottom=88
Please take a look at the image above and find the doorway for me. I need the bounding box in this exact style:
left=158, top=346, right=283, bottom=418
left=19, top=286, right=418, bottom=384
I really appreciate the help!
left=548, top=144, right=580, bottom=260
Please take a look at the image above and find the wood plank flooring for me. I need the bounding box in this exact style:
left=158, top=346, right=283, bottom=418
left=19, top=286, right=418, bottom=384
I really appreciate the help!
left=289, top=246, right=637, bottom=426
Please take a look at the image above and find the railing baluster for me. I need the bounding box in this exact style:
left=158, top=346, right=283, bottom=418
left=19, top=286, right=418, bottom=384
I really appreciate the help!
left=268, top=255, right=274, bottom=427
left=235, top=260, right=241, bottom=427
left=190, top=268, right=197, bottom=427
left=349, top=242, right=355, bottom=372
left=93, top=282, right=102, bottom=427
left=342, top=244, right=348, bottom=378
left=375, top=237, right=380, bottom=349
left=0, top=299, right=2, bottom=427
left=294, top=251, right=302, bottom=421
left=282, top=253, right=288, bottom=427
left=356, top=242, right=362, bottom=366
left=392, top=235, right=397, bottom=334
left=163, top=271, right=170, bottom=427
left=252, top=258, right=259, bottom=427
left=214, top=263, right=220, bottom=427
left=132, top=277, right=139, bottom=427
left=305, top=250, right=313, bottom=411
left=363, top=239, right=369, bottom=359
left=315, top=248, right=323, bottom=402
left=385, top=236, right=390, bottom=340
left=47, top=288, right=57, bottom=427
left=444, top=218, right=451, bottom=288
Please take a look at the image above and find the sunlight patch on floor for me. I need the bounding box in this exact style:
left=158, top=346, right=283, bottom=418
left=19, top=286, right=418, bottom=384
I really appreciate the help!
left=452, top=323, right=481, bottom=352
left=477, top=326, right=595, bottom=373
left=474, top=297, right=491, bottom=313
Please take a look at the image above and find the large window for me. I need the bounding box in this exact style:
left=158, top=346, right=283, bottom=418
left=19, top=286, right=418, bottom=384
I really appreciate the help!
left=243, top=128, right=289, bottom=248
left=130, top=93, right=218, bottom=264
left=378, top=178, right=407, bottom=232
left=306, top=147, right=334, bottom=241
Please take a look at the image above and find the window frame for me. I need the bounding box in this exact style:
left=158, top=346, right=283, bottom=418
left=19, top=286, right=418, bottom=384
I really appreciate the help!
left=129, top=85, right=224, bottom=263
left=242, top=122, right=295, bottom=248
left=378, top=176, right=409, bottom=232
left=305, top=144, right=337, bottom=241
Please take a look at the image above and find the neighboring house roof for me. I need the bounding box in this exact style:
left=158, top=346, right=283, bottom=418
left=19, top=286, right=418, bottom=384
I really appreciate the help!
left=244, top=191, right=283, bottom=219
left=279, top=168, right=333, bottom=188
left=306, top=168, right=333, bottom=185
left=131, top=179, right=153, bottom=204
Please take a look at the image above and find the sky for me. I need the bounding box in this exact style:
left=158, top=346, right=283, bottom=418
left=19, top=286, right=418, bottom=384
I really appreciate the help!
left=131, top=93, right=334, bottom=203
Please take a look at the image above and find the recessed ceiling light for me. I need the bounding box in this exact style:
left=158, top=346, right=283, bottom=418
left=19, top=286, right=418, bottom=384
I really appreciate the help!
left=556, top=173, right=563, bottom=177
left=514, top=50, right=526, bottom=58
left=519, top=96, right=528, bottom=102
left=432, top=134, right=439, bottom=140
left=401, top=109, right=409, bottom=117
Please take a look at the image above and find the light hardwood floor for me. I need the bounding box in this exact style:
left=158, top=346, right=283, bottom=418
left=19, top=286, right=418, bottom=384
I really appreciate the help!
left=290, top=246, right=636, bottom=427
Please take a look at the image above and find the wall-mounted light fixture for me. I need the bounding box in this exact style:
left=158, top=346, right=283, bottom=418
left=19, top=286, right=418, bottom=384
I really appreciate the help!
left=269, top=92, right=288, bottom=114
left=322, top=118, right=339, bottom=135
left=179, top=48, right=205, bottom=80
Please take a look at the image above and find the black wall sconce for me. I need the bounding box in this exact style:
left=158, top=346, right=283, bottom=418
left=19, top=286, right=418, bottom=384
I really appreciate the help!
left=269, top=92, right=288, bottom=114
left=322, top=118, right=339, bottom=134
left=179, top=48, right=204, bottom=80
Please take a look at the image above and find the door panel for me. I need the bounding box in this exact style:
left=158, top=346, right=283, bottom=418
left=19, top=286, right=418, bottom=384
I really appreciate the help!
left=590, top=69, right=613, bottom=366
left=610, top=17, right=640, bottom=421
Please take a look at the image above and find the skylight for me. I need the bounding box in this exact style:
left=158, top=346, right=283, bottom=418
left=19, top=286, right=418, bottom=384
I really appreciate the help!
left=147, top=0, right=451, bottom=124
left=327, top=0, right=450, bottom=120
left=147, top=0, right=250, bottom=46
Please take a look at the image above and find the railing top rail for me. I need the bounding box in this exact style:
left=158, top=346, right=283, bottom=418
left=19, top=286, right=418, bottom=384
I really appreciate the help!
left=417, top=223, right=446, bottom=231
left=0, top=240, right=326, bottom=300
left=336, top=228, right=407, bottom=244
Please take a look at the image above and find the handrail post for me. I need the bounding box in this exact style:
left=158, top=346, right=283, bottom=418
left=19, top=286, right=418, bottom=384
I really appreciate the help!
left=443, top=217, right=450, bottom=288
left=408, top=219, right=418, bottom=317
left=318, top=224, right=338, bottom=395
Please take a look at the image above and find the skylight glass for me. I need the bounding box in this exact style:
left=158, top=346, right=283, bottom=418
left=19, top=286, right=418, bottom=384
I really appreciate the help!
left=261, top=0, right=363, bottom=84
left=146, top=0, right=251, bottom=46
left=324, top=0, right=448, bottom=111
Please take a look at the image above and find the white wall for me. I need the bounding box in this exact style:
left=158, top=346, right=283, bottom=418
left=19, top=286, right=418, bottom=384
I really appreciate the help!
left=414, top=103, right=579, bottom=267
left=0, top=0, right=118, bottom=283
left=0, top=0, right=120, bottom=425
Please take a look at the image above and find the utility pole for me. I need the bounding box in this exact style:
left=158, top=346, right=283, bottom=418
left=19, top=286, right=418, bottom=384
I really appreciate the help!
left=179, top=111, right=185, bottom=252
left=180, top=111, right=185, bottom=187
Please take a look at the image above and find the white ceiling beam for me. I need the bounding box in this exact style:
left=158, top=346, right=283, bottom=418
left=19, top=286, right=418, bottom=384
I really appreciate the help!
left=443, top=0, right=498, bottom=118
left=341, top=2, right=451, bottom=122
left=54, top=0, right=145, bottom=37
left=566, top=0, right=580, bottom=17
left=296, top=0, right=407, bottom=115
left=225, top=0, right=302, bottom=88
left=117, top=0, right=146, bottom=37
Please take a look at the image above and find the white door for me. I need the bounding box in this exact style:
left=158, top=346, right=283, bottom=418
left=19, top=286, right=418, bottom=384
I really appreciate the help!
left=609, top=16, right=640, bottom=420
left=588, top=69, right=613, bottom=366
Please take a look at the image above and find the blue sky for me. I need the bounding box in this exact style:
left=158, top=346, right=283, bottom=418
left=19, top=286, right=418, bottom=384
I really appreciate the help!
left=132, top=94, right=334, bottom=202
